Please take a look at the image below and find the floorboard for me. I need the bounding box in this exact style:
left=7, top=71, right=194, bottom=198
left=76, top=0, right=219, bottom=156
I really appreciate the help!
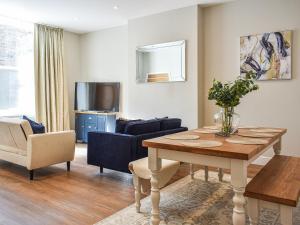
left=0, top=144, right=262, bottom=225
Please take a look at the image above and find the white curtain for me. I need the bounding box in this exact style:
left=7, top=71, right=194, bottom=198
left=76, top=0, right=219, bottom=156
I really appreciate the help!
left=34, top=24, right=70, bottom=132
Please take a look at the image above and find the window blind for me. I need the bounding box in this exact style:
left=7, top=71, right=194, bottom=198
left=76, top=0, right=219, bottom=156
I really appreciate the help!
left=0, top=17, right=34, bottom=117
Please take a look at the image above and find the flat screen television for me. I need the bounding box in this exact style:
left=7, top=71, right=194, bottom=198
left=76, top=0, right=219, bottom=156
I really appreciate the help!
left=74, top=82, right=120, bottom=112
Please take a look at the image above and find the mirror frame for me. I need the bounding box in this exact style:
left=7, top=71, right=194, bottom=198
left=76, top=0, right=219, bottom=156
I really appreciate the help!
left=136, top=40, right=186, bottom=83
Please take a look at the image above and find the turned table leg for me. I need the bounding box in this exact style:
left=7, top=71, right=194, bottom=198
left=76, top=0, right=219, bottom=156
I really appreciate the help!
left=280, top=205, right=293, bottom=225
left=218, top=168, right=224, bottom=182
left=231, top=159, right=247, bottom=225
left=204, top=166, right=209, bottom=181
left=149, top=148, right=162, bottom=225
left=133, top=176, right=141, bottom=213
left=247, top=198, right=259, bottom=225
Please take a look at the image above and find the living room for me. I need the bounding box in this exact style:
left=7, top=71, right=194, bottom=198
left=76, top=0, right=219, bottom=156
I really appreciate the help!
left=0, top=0, right=299, bottom=225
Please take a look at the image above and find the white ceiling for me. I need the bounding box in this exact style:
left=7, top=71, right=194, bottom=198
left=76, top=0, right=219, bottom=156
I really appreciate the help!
left=0, top=0, right=234, bottom=34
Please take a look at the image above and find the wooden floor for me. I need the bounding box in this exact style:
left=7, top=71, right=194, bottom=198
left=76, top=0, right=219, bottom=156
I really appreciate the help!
left=0, top=144, right=262, bottom=225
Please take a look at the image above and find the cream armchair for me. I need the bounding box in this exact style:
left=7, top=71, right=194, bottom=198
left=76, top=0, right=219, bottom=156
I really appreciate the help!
left=0, top=117, right=75, bottom=180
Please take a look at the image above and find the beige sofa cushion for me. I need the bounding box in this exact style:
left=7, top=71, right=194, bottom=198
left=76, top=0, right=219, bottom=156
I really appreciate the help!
left=20, top=119, right=34, bottom=139
left=0, top=117, right=33, bottom=154
left=0, top=144, right=27, bottom=156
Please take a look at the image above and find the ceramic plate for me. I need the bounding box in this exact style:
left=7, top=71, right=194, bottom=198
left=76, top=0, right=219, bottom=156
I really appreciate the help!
left=226, top=137, right=269, bottom=145
left=180, top=140, right=223, bottom=148
left=164, top=134, right=200, bottom=140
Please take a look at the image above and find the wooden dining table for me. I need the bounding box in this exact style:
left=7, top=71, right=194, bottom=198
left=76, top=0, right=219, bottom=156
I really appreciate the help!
left=143, top=128, right=287, bottom=225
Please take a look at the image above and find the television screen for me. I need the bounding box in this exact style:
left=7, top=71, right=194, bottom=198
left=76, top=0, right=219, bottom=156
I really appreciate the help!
left=74, top=82, right=120, bottom=112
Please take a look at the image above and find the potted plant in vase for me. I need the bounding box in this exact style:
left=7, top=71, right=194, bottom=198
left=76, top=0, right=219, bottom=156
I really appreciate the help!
left=208, top=72, right=259, bottom=137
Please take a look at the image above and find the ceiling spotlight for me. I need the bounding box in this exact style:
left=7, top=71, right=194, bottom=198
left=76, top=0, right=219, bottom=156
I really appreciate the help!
left=113, top=5, right=119, bottom=10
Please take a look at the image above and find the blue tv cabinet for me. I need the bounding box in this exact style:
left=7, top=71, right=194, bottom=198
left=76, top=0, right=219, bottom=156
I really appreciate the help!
left=75, top=111, right=117, bottom=143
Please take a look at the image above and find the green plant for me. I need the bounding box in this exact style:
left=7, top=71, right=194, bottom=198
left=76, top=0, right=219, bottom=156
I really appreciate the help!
left=208, top=72, right=259, bottom=136
left=208, top=72, right=259, bottom=108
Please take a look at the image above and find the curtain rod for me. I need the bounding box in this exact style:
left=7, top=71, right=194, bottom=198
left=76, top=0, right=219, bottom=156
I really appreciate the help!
left=35, top=23, right=63, bottom=30
left=0, top=13, right=63, bottom=30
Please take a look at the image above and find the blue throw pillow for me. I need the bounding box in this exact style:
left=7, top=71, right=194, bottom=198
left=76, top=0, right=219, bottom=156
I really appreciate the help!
left=23, top=116, right=45, bottom=134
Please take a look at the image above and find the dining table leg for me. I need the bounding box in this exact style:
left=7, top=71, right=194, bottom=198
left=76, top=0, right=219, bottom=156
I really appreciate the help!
left=273, top=138, right=282, bottom=155
left=190, top=164, right=194, bottom=179
left=148, top=148, right=162, bottom=225
left=218, top=168, right=224, bottom=182
left=231, top=159, right=247, bottom=225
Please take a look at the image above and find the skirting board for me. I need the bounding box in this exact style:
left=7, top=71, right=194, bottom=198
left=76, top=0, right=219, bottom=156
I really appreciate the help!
left=252, top=156, right=272, bottom=165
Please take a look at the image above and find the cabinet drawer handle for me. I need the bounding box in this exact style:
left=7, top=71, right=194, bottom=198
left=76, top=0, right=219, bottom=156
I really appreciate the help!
left=88, top=126, right=91, bottom=129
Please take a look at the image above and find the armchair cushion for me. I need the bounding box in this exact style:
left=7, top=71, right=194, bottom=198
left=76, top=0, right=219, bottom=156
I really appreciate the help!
left=23, top=116, right=45, bottom=134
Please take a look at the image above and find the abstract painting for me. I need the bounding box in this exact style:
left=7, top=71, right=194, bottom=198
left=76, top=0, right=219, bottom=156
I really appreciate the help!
left=240, top=30, right=292, bottom=80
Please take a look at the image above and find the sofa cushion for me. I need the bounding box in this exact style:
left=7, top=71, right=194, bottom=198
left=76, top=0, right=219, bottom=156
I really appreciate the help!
left=20, top=119, right=34, bottom=139
left=160, top=118, right=182, bottom=131
left=155, top=116, right=168, bottom=120
left=0, top=145, right=27, bottom=156
left=115, top=119, right=127, bottom=133
left=0, top=117, right=31, bottom=152
left=116, top=119, right=142, bottom=133
left=124, top=119, right=161, bottom=135
left=23, top=116, right=45, bottom=134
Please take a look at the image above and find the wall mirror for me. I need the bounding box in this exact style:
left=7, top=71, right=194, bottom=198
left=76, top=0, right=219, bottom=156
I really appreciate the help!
left=136, top=40, right=186, bottom=83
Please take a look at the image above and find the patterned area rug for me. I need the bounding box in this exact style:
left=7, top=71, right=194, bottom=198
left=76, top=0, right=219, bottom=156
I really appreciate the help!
left=95, top=171, right=300, bottom=225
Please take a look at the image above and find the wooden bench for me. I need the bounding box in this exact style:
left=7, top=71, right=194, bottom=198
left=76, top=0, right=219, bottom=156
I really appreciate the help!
left=244, top=155, right=300, bottom=225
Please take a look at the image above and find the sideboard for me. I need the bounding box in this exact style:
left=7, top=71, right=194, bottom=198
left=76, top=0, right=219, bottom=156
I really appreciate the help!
left=75, top=111, right=117, bottom=143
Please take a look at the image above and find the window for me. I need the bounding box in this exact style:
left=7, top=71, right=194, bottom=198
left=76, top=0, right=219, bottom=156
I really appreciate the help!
left=0, top=16, right=34, bottom=117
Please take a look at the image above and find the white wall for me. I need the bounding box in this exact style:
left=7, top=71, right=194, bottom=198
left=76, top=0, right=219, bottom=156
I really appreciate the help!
left=128, top=6, right=202, bottom=129
left=64, top=31, right=81, bottom=129
left=64, top=0, right=300, bottom=161
left=79, top=26, right=128, bottom=115
left=198, top=6, right=204, bottom=128
left=203, top=0, right=300, bottom=158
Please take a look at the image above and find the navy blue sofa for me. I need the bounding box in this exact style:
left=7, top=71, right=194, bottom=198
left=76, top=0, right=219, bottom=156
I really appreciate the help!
left=87, top=118, right=187, bottom=173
